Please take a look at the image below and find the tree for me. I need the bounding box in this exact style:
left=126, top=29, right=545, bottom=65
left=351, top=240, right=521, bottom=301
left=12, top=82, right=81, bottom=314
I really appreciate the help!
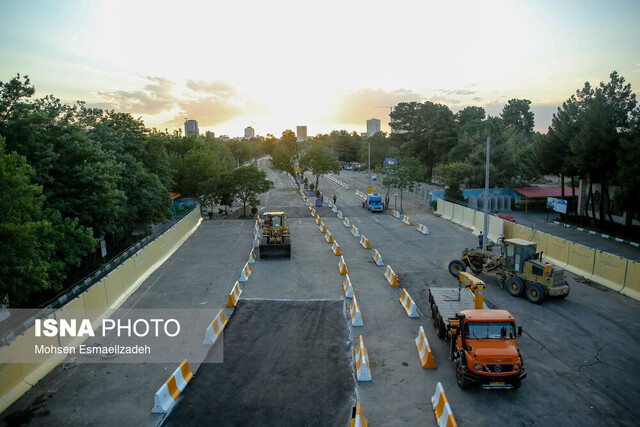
left=270, top=146, right=301, bottom=190
left=299, top=145, right=339, bottom=194
left=455, top=106, right=486, bottom=128
left=280, top=129, right=298, bottom=153
left=228, top=165, right=274, bottom=217
left=615, top=113, right=640, bottom=226
left=500, top=99, right=534, bottom=134
left=384, top=157, right=425, bottom=213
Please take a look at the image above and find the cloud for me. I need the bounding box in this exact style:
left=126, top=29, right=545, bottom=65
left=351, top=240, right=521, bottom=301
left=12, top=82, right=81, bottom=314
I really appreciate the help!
left=98, top=76, right=176, bottom=114
left=186, top=80, right=236, bottom=97
left=330, top=88, right=423, bottom=125
left=428, top=95, right=461, bottom=105
left=472, top=97, right=483, bottom=102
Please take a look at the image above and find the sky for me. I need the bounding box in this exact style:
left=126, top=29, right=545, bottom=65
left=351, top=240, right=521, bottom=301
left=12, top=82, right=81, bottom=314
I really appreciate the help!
left=1, top=0, right=639, bottom=137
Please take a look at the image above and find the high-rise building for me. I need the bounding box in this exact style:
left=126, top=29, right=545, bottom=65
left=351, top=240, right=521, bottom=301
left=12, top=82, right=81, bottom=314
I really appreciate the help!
left=185, top=119, right=199, bottom=137
left=296, top=126, right=307, bottom=141
left=244, top=126, right=255, bottom=138
left=366, top=118, right=381, bottom=136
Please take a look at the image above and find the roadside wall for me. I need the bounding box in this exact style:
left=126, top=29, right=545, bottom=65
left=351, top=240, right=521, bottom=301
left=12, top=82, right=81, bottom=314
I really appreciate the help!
left=436, top=199, right=639, bottom=301
left=0, top=207, right=203, bottom=414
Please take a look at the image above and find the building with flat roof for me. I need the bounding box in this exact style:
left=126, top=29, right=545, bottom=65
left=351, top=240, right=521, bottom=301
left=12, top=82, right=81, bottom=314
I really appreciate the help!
left=244, top=126, right=255, bottom=139
left=185, top=119, right=199, bottom=137
left=296, top=126, right=307, bottom=141
left=366, top=118, right=380, bottom=136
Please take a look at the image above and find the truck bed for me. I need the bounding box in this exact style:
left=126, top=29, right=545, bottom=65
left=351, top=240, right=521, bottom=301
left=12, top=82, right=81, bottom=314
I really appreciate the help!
left=429, top=287, right=484, bottom=323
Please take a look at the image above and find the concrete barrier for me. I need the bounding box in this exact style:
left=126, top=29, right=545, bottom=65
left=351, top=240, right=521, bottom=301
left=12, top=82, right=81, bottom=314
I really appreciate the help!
left=312, top=209, right=318, bottom=218
left=351, top=224, right=360, bottom=237
left=565, top=243, right=595, bottom=279
left=315, top=216, right=322, bottom=225
left=443, top=201, right=454, bottom=220
left=372, top=249, right=384, bottom=266
left=239, top=261, right=253, bottom=282
left=384, top=265, right=400, bottom=287
left=332, top=241, right=342, bottom=256
left=325, top=231, right=333, bottom=244
left=337, top=210, right=344, bottom=220
left=350, top=403, right=368, bottom=427
left=354, top=335, right=371, bottom=381
left=151, top=359, right=194, bottom=413
left=203, top=309, right=228, bottom=345
left=415, top=326, right=436, bottom=369
left=511, top=223, right=534, bottom=241
left=436, top=198, right=444, bottom=216
left=249, top=248, right=258, bottom=264
left=592, top=251, right=628, bottom=292
left=451, top=204, right=464, bottom=224
left=332, top=205, right=338, bottom=213
left=487, top=215, right=504, bottom=242
left=502, top=220, right=514, bottom=238
left=343, top=217, right=351, bottom=228
left=226, top=281, right=243, bottom=307
left=349, top=296, right=364, bottom=327
left=343, top=274, right=354, bottom=298
left=461, top=207, right=475, bottom=230
left=417, top=224, right=429, bottom=234
left=399, top=288, right=419, bottom=318
left=529, top=231, right=548, bottom=255
left=402, top=215, right=414, bottom=226
left=360, top=236, right=371, bottom=249
left=622, top=261, right=640, bottom=301
left=318, top=222, right=326, bottom=233
left=431, top=382, right=457, bottom=427
left=391, top=209, right=401, bottom=219
left=472, top=211, right=484, bottom=235
left=545, top=235, right=570, bottom=268
left=338, top=256, right=349, bottom=275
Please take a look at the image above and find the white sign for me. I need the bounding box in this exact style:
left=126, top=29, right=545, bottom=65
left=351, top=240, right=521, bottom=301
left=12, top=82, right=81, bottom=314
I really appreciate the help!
left=547, top=197, right=567, bottom=214
left=100, top=238, right=107, bottom=257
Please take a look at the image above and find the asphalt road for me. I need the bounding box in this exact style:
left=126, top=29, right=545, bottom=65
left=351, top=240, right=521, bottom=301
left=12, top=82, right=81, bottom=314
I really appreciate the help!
left=3, top=158, right=640, bottom=426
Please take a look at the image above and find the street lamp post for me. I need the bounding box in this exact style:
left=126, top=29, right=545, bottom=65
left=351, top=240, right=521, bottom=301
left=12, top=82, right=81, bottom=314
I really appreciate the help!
left=368, top=141, right=371, bottom=188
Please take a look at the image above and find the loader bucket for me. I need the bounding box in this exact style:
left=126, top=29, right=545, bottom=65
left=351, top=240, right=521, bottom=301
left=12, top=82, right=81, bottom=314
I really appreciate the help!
left=259, top=237, right=291, bottom=260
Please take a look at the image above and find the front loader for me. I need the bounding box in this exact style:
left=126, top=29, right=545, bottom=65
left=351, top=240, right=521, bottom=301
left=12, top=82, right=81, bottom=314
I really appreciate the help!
left=258, top=212, right=291, bottom=260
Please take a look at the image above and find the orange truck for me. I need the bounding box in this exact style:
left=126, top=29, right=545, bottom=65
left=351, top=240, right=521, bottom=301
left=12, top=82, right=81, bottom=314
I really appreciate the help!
left=428, top=272, right=526, bottom=390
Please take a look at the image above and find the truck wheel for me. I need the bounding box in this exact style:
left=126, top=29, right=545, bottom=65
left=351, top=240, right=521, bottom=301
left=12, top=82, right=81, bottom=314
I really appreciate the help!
left=525, top=282, right=547, bottom=304
left=448, top=260, right=466, bottom=278
left=506, top=276, right=525, bottom=297
left=456, top=361, right=472, bottom=389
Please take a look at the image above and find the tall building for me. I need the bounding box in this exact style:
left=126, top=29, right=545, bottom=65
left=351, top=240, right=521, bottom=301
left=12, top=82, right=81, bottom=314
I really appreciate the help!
left=296, top=125, right=307, bottom=141
left=185, top=119, right=199, bottom=137
left=366, top=118, right=381, bottom=136
left=244, top=126, right=255, bottom=138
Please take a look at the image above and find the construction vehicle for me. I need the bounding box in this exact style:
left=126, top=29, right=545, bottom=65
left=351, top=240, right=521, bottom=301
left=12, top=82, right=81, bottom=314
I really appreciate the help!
left=258, top=212, right=291, bottom=260
left=362, top=193, right=384, bottom=212
left=429, top=272, right=526, bottom=390
left=448, top=237, right=570, bottom=304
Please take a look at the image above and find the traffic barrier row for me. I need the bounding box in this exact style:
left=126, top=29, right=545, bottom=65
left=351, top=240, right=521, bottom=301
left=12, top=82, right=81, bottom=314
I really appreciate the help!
left=151, top=359, right=194, bottom=413
left=325, top=231, right=334, bottom=243
left=343, top=274, right=354, bottom=298
left=417, top=224, right=429, bottom=234
left=399, top=288, right=419, bottom=317
left=332, top=241, right=341, bottom=255
left=372, top=249, right=384, bottom=266
left=202, top=309, right=228, bottom=345
left=431, top=382, right=457, bottom=427
left=350, top=224, right=360, bottom=237
left=415, top=326, right=436, bottom=368
left=360, top=236, right=371, bottom=249
left=402, top=215, right=413, bottom=226
left=327, top=173, right=349, bottom=189
left=349, top=295, right=364, bottom=326
left=384, top=265, right=400, bottom=287
left=350, top=403, right=368, bottom=427
left=226, top=281, right=243, bottom=307
left=354, top=189, right=366, bottom=200
left=354, top=335, right=371, bottom=380
left=338, top=256, right=349, bottom=275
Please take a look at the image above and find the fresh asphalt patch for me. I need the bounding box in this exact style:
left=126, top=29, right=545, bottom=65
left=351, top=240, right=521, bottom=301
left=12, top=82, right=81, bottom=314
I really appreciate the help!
left=164, top=299, right=355, bottom=426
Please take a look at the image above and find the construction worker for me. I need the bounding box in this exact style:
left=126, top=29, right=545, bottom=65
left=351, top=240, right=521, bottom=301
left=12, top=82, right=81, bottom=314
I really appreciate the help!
left=478, top=231, right=484, bottom=249
left=333, top=194, right=337, bottom=205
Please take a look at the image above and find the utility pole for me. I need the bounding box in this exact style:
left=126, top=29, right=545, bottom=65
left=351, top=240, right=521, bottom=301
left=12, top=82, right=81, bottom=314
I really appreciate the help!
left=368, top=141, right=371, bottom=188
left=482, top=137, right=490, bottom=253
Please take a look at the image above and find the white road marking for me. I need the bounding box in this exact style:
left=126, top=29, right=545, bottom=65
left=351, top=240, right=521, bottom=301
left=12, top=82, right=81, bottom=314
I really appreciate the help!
left=372, top=217, right=380, bottom=223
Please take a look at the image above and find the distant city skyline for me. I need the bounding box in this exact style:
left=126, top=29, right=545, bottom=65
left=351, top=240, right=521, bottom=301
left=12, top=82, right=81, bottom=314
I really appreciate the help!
left=1, top=0, right=638, bottom=137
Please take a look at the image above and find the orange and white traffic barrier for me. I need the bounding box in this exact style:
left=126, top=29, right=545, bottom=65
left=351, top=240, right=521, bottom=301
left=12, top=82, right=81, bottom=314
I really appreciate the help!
left=325, top=230, right=334, bottom=243
left=332, top=205, right=338, bottom=213
left=332, top=241, right=341, bottom=255
left=360, top=236, right=371, bottom=249
left=315, top=216, right=322, bottom=225
left=354, top=335, right=371, bottom=381
left=151, top=359, right=194, bottom=413
left=431, top=382, right=457, bottom=427
left=384, top=265, right=400, bottom=287
left=249, top=247, right=258, bottom=264
left=312, top=209, right=318, bottom=218
left=399, top=288, right=419, bottom=318
left=372, top=249, right=384, bottom=266
left=417, top=223, right=429, bottom=234
left=319, top=222, right=326, bottom=233
left=415, top=326, right=436, bottom=369
left=350, top=403, right=368, bottom=427
left=338, top=255, right=348, bottom=275
left=226, top=281, right=243, bottom=308
left=391, top=209, right=401, bottom=219
left=239, top=261, right=253, bottom=282
left=402, top=215, right=414, bottom=226
left=350, top=224, right=360, bottom=237
left=337, top=210, right=344, bottom=220
left=343, top=217, right=351, bottom=228
left=202, top=309, right=227, bottom=345
left=253, top=233, right=260, bottom=248
left=343, top=274, right=354, bottom=298
left=349, top=295, right=363, bottom=326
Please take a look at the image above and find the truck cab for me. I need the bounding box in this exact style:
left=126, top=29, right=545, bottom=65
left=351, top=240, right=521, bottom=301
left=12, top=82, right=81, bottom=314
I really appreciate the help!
left=363, top=193, right=384, bottom=212
left=449, top=309, right=526, bottom=389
